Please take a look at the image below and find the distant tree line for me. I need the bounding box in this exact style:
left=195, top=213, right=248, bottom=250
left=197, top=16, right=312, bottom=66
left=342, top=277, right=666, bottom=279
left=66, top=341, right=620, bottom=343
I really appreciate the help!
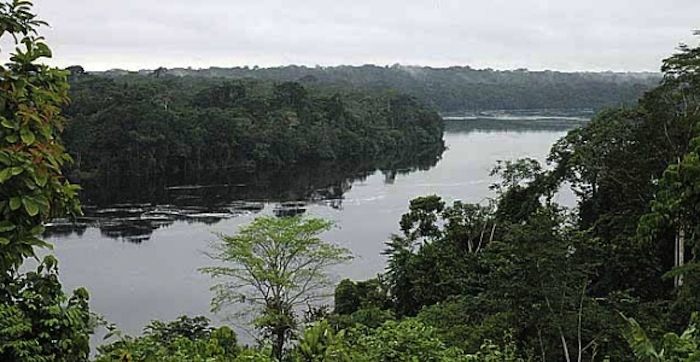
left=95, top=64, right=660, bottom=112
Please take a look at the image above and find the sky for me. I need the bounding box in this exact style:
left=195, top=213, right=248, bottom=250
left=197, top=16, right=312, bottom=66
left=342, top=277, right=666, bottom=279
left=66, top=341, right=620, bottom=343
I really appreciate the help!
left=32, top=0, right=700, bottom=72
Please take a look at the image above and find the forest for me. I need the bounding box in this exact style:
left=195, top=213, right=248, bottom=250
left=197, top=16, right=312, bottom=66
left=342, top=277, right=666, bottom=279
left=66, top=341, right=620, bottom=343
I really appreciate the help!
left=94, top=64, right=659, bottom=112
left=1, top=1, right=700, bottom=361
left=62, top=74, right=445, bottom=196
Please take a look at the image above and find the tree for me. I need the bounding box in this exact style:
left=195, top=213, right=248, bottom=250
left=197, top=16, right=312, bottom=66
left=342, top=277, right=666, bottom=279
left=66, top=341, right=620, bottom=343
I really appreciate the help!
left=0, top=0, right=81, bottom=272
left=638, top=32, right=700, bottom=298
left=0, top=1, right=92, bottom=360
left=201, top=216, right=352, bottom=361
left=383, top=195, right=497, bottom=317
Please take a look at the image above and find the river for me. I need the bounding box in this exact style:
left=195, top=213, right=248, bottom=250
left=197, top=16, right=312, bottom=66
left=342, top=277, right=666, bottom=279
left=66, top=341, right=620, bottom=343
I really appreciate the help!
left=46, top=114, right=587, bottom=341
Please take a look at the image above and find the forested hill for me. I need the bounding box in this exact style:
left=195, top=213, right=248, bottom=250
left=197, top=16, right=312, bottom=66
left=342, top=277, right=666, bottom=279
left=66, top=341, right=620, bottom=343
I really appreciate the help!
left=91, top=65, right=661, bottom=112
left=63, top=73, right=445, bottom=185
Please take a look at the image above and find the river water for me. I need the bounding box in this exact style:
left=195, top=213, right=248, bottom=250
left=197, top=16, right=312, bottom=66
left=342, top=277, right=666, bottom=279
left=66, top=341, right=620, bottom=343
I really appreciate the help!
left=46, top=114, right=587, bottom=341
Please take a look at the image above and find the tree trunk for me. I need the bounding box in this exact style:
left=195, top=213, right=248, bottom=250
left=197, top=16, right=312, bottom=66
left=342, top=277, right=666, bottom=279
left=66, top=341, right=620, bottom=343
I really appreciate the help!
left=273, top=329, right=285, bottom=361
left=675, top=227, right=685, bottom=287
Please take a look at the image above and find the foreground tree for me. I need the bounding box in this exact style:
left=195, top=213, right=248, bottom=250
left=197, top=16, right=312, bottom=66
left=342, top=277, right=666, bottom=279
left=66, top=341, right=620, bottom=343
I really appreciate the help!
left=0, top=1, right=92, bottom=361
left=0, top=0, right=81, bottom=272
left=201, top=216, right=352, bottom=361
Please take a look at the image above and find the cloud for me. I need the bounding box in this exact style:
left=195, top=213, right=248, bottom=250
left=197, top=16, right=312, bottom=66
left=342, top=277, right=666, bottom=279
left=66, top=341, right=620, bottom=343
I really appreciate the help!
left=33, top=0, right=700, bottom=71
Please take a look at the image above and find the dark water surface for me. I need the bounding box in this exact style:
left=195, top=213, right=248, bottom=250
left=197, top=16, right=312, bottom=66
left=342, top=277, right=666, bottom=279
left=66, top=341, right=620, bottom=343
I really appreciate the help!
left=47, top=116, right=586, bottom=341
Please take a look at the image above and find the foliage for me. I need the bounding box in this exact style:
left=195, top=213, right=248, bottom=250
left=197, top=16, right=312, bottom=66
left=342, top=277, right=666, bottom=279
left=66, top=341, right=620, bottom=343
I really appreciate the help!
left=293, top=319, right=475, bottom=362
left=95, top=64, right=658, bottom=112
left=635, top=35, right=700, bottom=321
left=5, top=2, right=697, bottom=359
left=623, top=313, right=700, bottom=361
left=382, top=195, right=497, bottom=317
left=293, top=320, right=348, bottom=362
left=95, top=316, right=243, bottom=362
left=62, top=76, right=445, bottom=192
left=418, top=298, right=519, bottom=355
left=0, top=0, right=81, bottom=273
left=464, top=335, right=526, bottom=362
left=333, top=277, right=391, bottom=315
left=0, top=256, right=93, bottom=362
left=343, top=35, right=700, bottom=362
left=201, top=216, right=352, bottom=361
left=0, top=1, right=93, bottom=361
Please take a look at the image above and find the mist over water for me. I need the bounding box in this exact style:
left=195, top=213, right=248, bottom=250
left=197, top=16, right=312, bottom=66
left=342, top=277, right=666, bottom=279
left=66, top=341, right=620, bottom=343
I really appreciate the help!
left=47, top=116, right=584, bottom=343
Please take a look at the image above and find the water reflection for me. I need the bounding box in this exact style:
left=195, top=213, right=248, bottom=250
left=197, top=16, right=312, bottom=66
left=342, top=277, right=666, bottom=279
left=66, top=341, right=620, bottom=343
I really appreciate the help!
left=47, top=144, right=445, bottom=242
left=48, top=116, right=589, bottom=242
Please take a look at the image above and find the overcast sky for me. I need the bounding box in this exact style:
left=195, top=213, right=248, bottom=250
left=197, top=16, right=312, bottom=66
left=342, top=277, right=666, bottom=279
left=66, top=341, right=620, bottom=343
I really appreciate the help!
left=33, top=0, right=700, bottom=72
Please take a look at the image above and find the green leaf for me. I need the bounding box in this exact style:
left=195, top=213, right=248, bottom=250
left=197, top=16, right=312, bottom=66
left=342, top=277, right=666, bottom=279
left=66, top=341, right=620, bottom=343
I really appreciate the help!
left=10, top=166, right=23, bottom=176
left=35, top=42, right=52, bottom=58
left=0, top=237, right=9, bottom=245
left=20, top=128, right=36, bottom=145
left=40, top=124, right=51, bottom=138
left=26, top=112, right=43, bottom=125
left=9, top=197, right=21, bottom=210
left=29, top=225, right=44, bottom=235
left=34, top=195, right=49, bottom=210
left=0, top=152, right=10, bottom=165
left=34, top=171, right=47, bottom=186
left=26, top=237, right=50, bottom=248
left=0, top=221, right=16, bottom=232
left=23, top=177, right=36, bottom=190
left=0, top=117, right=13, bottom=129
left=43, top=254, right=57, bottom=269
left=22, top=197, right=39, bottom=216
left=0, top=168, right=12, bottom=182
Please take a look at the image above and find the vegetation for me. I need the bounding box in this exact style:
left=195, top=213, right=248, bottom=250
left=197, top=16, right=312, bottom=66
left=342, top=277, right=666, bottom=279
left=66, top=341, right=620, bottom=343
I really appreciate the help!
left=326, top=33, right=700, bottom=361
left=623, top=313, right=700, bottom=361
left=4, top=1, right=700, bottom=361
left=200, top=216, right=352, bottom=361
left=61, top=74, right=445, bottom=190
left=95, top=64, right=659, bottom=112
left=95, top=316, right=253, bottom=362
left=0, top=1, right=92, bottom=361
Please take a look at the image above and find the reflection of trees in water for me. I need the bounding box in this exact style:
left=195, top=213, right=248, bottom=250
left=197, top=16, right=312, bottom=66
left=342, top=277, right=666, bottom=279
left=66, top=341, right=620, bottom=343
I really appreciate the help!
left=77, top=142, right=444, bottom=207
left=47, top=143, right=445, bottom=242
left=44, top=205, right=258, bottom=243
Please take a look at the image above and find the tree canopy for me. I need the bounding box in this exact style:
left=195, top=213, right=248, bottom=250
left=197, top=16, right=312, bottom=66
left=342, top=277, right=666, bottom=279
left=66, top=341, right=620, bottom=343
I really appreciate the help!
left=201, top=216, right=352, bottom=361
left=94, top=64, right=659, bottom=112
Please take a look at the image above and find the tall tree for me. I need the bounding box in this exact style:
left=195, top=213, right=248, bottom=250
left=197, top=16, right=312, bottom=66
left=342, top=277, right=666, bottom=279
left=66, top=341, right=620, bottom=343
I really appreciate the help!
left=638, top=33, right=700, bottom=309
left=201, top=216, right=352, bottom=361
